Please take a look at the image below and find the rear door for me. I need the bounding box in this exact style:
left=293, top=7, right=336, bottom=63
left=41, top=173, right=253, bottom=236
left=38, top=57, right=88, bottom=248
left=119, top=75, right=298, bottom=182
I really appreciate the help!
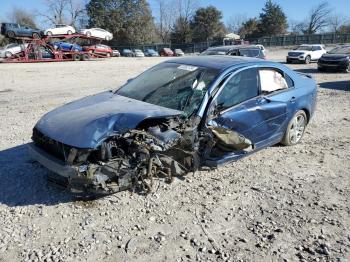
left=208, top=67, right=289, bottom=149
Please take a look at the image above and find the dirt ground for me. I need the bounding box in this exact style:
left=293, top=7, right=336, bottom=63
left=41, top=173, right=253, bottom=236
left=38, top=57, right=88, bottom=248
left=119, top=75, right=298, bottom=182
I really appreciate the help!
left=0, top=49, right=349, bottom=262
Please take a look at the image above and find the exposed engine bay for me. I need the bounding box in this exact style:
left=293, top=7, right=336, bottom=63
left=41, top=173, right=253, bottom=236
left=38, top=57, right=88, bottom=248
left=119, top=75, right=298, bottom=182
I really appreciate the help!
left=31, top=116, right=252, bottom=196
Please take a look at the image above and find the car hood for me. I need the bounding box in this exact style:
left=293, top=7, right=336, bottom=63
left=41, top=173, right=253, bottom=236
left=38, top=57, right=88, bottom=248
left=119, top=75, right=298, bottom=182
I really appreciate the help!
left=321, top=53, right=349, bottom=60
left=35, top=91, right=182, bottom=149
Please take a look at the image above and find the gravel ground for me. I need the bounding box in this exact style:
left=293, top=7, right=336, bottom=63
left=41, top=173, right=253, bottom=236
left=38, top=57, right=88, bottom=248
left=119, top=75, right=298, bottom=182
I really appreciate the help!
left=0, top=50, right=349, bottom=262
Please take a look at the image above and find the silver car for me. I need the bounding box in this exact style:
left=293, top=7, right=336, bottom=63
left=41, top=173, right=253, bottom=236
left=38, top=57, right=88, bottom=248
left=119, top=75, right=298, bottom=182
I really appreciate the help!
left=0, top=43, right=28, bottom=58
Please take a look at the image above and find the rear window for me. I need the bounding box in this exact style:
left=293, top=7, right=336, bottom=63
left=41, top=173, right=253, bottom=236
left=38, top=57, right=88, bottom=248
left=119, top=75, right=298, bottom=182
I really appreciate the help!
left=239, top=48, right=260, bottom=57
left=259, top=69, right=288, bottom=94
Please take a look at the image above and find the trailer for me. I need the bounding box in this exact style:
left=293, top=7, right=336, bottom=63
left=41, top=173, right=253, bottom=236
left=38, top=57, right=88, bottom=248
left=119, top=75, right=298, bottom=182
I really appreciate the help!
left=1, top=34, right=111, bottom=63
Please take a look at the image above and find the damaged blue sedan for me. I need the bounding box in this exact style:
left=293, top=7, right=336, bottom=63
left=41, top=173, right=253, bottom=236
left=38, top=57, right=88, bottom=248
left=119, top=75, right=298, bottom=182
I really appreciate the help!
left=29, top=56, right=317, bottom=196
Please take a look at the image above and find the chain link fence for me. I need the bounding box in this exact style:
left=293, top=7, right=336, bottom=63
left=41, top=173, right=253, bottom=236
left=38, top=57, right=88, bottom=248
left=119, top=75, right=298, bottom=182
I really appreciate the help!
left=109, top=33, right=350, bottom=54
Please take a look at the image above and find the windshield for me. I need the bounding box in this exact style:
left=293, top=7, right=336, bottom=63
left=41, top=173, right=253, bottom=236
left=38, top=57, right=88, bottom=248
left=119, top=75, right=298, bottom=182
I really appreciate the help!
left=295, top=45, right=313, bottom=51
left=329, top=46, right=350, bottom=54
left=116, top=63, right=218, bottom=116
left=239, top=48, right=260, bottom=57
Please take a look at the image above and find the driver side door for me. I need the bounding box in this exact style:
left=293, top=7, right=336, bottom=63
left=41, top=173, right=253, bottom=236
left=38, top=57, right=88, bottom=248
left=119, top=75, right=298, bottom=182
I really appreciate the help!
left=208, top=67, right=288, bottom=150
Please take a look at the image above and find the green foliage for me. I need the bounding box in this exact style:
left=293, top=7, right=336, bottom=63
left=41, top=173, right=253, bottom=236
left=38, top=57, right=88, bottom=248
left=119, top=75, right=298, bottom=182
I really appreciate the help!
left=255, top=0, right=288, bottom=37
left=86, top=0, right=156, bottom=45
left=191, top=6, right=227, bottom=43
left=239, top=18, right=259, bottom=38
left=170, top=17, right=192, bottom=44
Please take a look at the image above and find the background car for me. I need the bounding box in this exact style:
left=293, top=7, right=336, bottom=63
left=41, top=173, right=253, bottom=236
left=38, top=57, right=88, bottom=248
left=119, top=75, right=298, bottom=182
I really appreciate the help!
left=83, top=44, right=113, bottom=57
left=286, top=44, right=326, bottom=64
left=318, top=45, right=350, bottom=73
left=144, top=49, right=159, bottom=57
left=80, top=28, right=113, bottom=40
left=174, top=49, right=185, bottom=56
left=44, top=25, right=76, bottom=36
left=160, top=48, right=174, bottom=56
left=53, top=42, right=83, bottom=52
left=133, top=49, right=145, bottom=57
left=0, top=43, right=28, bottom=58
left=1, top=23, right=42, bottom=39
left=112, top=49, right=121, bottom=57
left=200, top=45, right=266, bottom=59
left=122, top=49, right=134, bottom=57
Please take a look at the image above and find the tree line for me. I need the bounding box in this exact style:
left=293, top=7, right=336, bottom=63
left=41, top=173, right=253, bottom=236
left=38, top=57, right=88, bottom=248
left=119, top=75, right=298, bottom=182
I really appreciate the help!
left=1, top=0, right=350, bottom=46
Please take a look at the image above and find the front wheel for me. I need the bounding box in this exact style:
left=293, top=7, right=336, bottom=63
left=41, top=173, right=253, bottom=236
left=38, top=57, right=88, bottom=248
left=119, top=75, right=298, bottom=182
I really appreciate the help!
left=7, top=31, right=15, bottom=38
left=5, top=51, right=12, bottom=58
left=304, top=56, right=311, bottom=64
left=281, top=110, right=307, bottom=146
left=32, top=33, right=40, bottom=39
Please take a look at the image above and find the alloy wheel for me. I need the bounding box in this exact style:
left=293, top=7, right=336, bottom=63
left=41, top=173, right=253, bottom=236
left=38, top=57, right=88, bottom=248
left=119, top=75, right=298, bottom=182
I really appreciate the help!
left=289, top=114, right=306, bottom=144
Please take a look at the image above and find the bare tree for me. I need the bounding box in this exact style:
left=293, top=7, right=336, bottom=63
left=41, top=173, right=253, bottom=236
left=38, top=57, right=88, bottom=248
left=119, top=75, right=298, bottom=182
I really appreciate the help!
left=226, top=14, right=247, bottom=34
left=328, top=14, right=348, bottom=33
left=304, top=1, right=332, bottom=34
left=7, top=7, right=37, bottom=28
left=155, top=0, right=174, bottom=43
left=289, top=19, right=304, bottom=35
left=37, top=0, right=85, bottom=27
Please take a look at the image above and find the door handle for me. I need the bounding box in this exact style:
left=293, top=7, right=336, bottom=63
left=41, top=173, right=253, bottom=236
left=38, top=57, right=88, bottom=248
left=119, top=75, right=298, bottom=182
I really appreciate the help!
left=290, top=97, right=296, bottom=103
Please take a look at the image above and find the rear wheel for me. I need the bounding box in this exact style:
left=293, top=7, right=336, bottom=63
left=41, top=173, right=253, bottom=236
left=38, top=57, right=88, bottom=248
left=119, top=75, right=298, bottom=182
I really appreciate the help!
left=7, top=31, right=15, bottom=38
left=47, top=31, right=53, bottom=36
left=67, top=30, right=73, bottom=35
left=281, top=110, right=307, bottom=146
left=304, top=56, right=311, bottom=64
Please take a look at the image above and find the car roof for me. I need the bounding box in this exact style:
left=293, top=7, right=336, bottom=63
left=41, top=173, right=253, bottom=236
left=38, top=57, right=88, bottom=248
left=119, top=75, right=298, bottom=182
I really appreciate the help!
left=208, top=45, right=260, bottom=51
left=166, top=55, right=268, bottom=70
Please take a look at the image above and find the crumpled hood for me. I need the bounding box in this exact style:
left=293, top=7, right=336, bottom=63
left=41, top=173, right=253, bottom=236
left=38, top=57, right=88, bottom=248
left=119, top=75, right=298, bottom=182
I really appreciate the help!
left=35, top=91, right=182, bottom=149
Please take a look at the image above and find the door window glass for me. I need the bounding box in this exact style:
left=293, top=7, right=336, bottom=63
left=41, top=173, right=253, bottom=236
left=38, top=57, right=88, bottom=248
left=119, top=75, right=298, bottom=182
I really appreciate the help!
left=259, top=69, right=288, bottom=94
left=216, top=68, right=259, bottom=110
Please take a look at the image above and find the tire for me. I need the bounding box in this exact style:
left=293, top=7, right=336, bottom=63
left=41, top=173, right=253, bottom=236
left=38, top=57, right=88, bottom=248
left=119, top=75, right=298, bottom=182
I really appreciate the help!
left=73, top=54, right=81, bottom=61
left=67, top=30, right=73, bottom=35
left=81, top=53, right=90, bottom=61
left=304, top=56, right=311, bottom=64
left=344, top=63, right=350, bottom=73
left=7, top=31, right=15, bottom=38
left=281, top=110, right=308, bottom=146
left=106, top=53, right=111, bottom=58
left=5, top=51, right=12, bottom=58
left=286, top=58, right=291, bottom=64
left=32, top=33, right=40, bottom=39
left=47, top=31, right=53, bottom=36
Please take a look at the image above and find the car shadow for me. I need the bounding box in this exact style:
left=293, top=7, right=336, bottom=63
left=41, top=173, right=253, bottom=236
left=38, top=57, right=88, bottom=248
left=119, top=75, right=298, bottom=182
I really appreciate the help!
left=319, top=80, right=350, bottom=91
left=0, top=144, right=74, bottom=207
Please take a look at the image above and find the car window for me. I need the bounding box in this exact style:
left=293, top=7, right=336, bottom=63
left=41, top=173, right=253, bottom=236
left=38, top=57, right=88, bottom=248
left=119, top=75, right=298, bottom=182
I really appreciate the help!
left=216, top=68, right=259, bottom=110
left=259, top=69, right=288, bottom=94
left=284, top=74, right=294, bottom=88
left=313, top=46, right=321, bottom=51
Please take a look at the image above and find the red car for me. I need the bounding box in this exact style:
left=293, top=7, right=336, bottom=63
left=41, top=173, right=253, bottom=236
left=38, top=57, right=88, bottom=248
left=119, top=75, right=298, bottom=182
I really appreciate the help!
left=160, top=48, right=174, bottom=56
left=83, top=44, right=113, bottom=57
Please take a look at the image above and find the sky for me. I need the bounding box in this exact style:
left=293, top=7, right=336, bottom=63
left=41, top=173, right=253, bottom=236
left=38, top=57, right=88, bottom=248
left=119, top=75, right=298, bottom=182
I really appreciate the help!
left=0, top=0, right=349, bottom=26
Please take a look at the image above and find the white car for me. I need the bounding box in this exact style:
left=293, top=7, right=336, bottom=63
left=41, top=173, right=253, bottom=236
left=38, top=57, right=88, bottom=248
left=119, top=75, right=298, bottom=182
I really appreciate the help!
left=133, top=49, right=145, bottom=57
left=80, top=28, right=113, bottom=40
left=0, top=43, right=28, bottom=58
left=44, top=24, right=76, bottom=36
left=287, top=44, right=326, bottom=64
